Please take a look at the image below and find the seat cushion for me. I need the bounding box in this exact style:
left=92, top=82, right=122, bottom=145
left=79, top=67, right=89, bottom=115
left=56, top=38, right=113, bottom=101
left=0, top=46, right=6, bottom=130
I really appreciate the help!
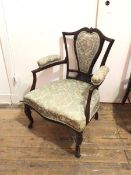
left=24, top=79, right=100, bottom=132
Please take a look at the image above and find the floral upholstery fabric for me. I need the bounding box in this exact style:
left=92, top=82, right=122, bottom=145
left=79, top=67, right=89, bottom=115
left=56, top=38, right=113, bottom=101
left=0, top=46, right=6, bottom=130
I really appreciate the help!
left=76, top=31, right=100, bottom=73
left=24, top=79, right=100, bottom=132
left=37, top=55, right=61, bottom=68
left=91, top=66, right=109, bottom=85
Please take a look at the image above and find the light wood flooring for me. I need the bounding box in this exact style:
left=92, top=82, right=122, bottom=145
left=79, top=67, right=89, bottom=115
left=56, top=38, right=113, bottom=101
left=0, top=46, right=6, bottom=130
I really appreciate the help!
left=0, top=103, right=131, bottom=175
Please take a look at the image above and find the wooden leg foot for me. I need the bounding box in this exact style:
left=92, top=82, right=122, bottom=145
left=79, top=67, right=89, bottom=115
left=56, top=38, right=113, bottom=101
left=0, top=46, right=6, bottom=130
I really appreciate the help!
left=28, top=122, right=33, bottom=129
left=75, top=132, right=83, bottom=158
left=95, top=112, right=98, bottom=120
left=24, top=104, right=34, bottom=129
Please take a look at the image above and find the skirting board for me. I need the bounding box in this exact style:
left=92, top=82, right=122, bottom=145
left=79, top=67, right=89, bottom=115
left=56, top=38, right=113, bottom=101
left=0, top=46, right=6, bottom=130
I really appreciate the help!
left=0, top=94, right=11, bottom=104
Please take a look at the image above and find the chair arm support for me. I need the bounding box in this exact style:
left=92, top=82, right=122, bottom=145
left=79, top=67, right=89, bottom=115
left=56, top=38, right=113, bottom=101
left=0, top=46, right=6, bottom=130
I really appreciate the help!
left=37, top=55, right=61, bottom=68
left=30, top=59, right=67, bottom=91
left=91, top=66, right=109, bottom=86
left=85, top=85, right=98, bottom=124
left=32, top=59, right=66, bottom=74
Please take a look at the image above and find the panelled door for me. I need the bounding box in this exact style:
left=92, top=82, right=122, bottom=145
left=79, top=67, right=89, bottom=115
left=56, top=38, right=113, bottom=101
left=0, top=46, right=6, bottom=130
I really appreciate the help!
left=97, top=0, right=131, bottom=102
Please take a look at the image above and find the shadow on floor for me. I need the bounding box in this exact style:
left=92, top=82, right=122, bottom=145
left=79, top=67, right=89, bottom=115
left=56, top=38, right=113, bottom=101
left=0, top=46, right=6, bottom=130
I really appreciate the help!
left=16, top=109, right=75, bottom=155
left=112, top=103, right=131, bottom=133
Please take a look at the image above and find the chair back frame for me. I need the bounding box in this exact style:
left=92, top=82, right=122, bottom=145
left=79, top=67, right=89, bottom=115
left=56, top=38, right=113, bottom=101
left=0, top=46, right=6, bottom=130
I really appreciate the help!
left=62, top=27, right=114, bottom=83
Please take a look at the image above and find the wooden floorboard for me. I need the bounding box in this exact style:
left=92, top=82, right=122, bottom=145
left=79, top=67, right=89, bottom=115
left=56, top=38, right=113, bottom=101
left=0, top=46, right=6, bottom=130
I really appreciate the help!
left=0, top=103, right=131, bottom=174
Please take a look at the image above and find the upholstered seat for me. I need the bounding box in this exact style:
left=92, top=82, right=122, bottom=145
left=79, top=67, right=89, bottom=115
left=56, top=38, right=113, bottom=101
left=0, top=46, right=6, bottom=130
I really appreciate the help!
left=23, top=27, right=114, bottom=158
left=24, top=79, right=100, bottom=132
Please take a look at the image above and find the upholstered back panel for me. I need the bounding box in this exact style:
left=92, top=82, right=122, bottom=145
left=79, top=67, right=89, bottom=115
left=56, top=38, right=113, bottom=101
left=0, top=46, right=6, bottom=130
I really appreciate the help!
left=76, top=31, right=100, bottom=73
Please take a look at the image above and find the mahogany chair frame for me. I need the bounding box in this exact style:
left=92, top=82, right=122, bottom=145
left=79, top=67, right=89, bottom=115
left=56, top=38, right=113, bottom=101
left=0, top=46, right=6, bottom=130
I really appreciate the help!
left=24, top=27, right=114, bottom=157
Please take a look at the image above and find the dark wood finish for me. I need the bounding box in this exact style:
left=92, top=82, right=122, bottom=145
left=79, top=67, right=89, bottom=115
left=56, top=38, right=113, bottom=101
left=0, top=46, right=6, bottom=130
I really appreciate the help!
left=24, top=104, right=34, bottom=128
left=122, top=73, right=131, bottom=104
left=85, top=85, right=98, bottom=124
left=24, top=27, right=114, bottom=158
left=62, top=27, right=114, bottom=78
left=31, top=59, right=67, bottom=91
left=75, top=132, right=83, bottom=158
left=95, top=112, right=99, bottom=120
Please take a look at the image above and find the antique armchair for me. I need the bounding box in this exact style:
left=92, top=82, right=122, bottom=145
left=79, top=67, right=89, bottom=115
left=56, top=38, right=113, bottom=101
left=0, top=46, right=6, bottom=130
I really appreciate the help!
left=23, top=27, right=114, bottom=158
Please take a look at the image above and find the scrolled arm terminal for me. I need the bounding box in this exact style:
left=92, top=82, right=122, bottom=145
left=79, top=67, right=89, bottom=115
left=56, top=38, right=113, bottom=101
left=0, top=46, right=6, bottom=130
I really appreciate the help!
left=37, top=55, right=61, bottom=68
left=91, top=66, right=109, bottom=86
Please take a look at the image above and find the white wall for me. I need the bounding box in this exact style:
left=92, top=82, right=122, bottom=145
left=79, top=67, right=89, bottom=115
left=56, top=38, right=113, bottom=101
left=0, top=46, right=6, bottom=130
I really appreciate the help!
left=3, top=0, right=130, bottom=103
left=1, top=0, right=97, bottom=103
left=97, top=0, right=131, bottom=102
left=0, top=42, right=11, bottom=103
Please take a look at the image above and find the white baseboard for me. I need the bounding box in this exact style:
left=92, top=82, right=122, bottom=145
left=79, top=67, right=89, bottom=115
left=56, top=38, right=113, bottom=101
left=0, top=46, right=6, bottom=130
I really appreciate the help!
left=0, top=94, right=11, bottom=104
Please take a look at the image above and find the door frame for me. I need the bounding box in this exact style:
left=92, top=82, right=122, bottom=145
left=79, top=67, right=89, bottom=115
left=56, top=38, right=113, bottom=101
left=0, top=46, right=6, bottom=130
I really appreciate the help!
left=0, top=1, right=15, bottom=104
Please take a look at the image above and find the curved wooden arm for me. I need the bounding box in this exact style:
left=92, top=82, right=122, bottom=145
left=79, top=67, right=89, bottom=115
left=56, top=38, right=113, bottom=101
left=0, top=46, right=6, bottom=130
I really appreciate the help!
left=85, top=85, right=98, bottom=125
left=30, top=59, right=67, bottom=91
left=32, top=59, right=67, bottom=74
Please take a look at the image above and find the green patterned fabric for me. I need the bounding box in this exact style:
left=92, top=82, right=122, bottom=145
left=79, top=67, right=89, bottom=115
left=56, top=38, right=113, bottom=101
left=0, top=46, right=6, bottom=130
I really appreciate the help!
left=76, top=31, right=100, bottom=73
left=37, top=55, right=61, bottom=68
left=91, top=66, right=109, bottom=85
left=24, top=79, right=100, bottom=132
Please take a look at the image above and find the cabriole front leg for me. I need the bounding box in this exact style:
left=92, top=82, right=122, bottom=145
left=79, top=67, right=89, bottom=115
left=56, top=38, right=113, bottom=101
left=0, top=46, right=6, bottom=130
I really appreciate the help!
left=75, top=132, right=83, bottom=158
left=24, top=104, right=34, bottom=129
left=95, top=112, right=98, bottom=120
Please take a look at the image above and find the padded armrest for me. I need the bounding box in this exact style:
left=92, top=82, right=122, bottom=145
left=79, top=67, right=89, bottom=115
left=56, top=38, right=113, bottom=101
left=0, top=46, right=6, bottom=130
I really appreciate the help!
left=91, top=66, right=109, bottom=85
left=37, top=55, right=61, bottom=68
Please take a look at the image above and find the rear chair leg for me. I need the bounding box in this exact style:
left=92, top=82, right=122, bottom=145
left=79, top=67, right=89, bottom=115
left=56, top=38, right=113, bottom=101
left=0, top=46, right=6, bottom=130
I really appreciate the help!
left=95, top=112, right=98, bottom=120
left=24, top=104, right=34, bottom=128
left=75, top=132, right=83, bottom=158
